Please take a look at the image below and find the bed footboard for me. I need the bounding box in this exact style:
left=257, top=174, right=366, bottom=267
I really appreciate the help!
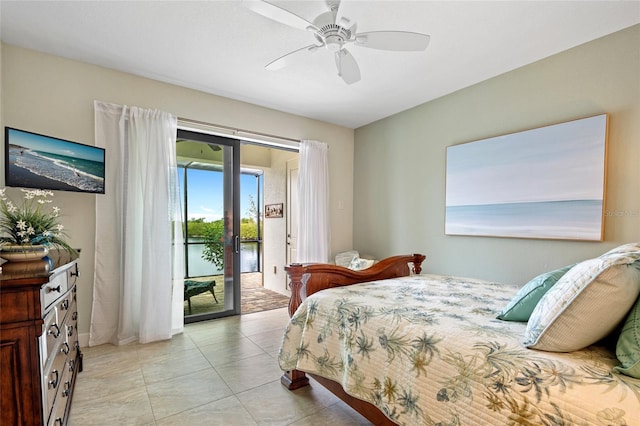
left=284, top=253, right=425, bottom=317
left=281, top=253, right=425, bottom=393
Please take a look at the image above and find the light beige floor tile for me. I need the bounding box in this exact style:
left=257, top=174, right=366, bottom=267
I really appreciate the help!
left=73, top=367, right=147, bottom=405
left=288, top=401, right=373, bottom=425
left=147, top=368, right=233, bottom=419
left=140, top=347, right=212, bottom=384
left=244, top=307, right=289, bottom=321
left=81, top=342, right=139, bottom=359
left=215, top=352, right=284, bottom=394
left=155, top=395, right=257, bottom=425
left=135, top=333, right=197, bottom=359
left=246, top=328, right=287, bottom=353
left=235, top=379, right=339, bottom=425
left=199, top=336, right=266, bottom=367
left=68, top=385, right=154, bottom=426
left=239, top=317, right=288, bottom=337
left=79, top=346, right=141, bottom=378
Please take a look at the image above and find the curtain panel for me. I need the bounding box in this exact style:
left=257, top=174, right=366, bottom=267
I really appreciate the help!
left=296, top=140, right=330, bottom=263
left=90, top=101, right=184, bottom=346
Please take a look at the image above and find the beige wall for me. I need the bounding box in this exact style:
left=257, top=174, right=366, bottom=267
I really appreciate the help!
left=354, top=25, right=640, bottom=285
left=1, top=44, right=354, bottom=337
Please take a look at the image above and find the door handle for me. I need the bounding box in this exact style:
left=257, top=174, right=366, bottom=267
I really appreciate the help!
left=234, top=235, right=240, bottom=254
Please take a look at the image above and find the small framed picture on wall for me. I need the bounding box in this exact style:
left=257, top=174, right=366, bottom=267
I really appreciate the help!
left=265, top=203, right=283, bottom=218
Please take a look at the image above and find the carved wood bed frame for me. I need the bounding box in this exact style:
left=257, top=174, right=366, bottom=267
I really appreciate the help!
left=281, top=254, right=426, bottom=425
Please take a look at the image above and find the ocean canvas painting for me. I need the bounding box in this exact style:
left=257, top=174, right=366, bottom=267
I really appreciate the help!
left=445, top=114, right=608, bottom=241
left=5, top=127, right=105, bottom=194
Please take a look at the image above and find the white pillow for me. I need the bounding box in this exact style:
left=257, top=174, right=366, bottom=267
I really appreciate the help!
left=335, top=250, right=359, bottom=268
left=348, top=255, right=375, bottom=271
left=600, top=242, right=640, bottom=258
left=524, top=252, right=640, bottom=352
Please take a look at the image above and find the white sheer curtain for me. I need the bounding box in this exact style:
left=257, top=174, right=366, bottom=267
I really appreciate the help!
left=296, top=140, right=330, bottom=263
left=90, top=101, right=184, bottom=346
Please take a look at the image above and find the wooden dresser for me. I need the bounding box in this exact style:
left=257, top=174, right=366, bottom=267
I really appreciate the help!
left=0, top=249, right=81, bottom=426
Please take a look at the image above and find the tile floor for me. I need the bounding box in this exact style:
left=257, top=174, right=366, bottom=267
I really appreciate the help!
left=69, top=307, right=372, bottom=425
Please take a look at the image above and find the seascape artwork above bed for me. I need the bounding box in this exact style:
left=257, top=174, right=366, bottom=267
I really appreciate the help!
left=444, top=114, right=608, bottom=241
left=278, top=273, right=640, bottom=425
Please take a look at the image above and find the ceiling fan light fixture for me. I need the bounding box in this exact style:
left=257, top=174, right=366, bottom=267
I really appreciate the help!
left=325, top=35, right=343, bottom=52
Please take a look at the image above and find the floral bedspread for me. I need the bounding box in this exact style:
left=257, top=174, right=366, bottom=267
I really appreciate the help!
left=278, top=274, right=640, bottom=425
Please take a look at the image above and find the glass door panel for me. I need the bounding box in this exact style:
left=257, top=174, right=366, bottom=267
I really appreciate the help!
left=177, top=129, right=240, bottom=323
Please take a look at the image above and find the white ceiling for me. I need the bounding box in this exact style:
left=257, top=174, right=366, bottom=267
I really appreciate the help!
left=1, top=1, right=639, bottom=129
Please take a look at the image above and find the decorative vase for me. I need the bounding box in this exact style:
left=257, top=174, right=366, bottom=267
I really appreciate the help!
left=0, top=244, right=50, bottom=262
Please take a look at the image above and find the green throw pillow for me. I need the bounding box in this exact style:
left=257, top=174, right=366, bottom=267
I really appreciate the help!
left=497, top=265, right=573, bottom=322
left=614, top=295, right=640, bottom=379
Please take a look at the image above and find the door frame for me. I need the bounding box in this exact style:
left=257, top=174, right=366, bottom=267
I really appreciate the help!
left=177, top=129, right=241, bottom=322
left=286, top=157, right=299, bottom=283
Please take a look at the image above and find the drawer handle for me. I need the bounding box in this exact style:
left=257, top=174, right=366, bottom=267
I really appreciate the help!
left=61, top=299, right=69, bottom=310
left=48, top=370, right=59, bottom=389
left=61, top=342, right=70, bottom=355
left=62, top=381, right=71, bottom=397
left=72, top=311, right=78, bottom=321
left=48, top=324, right=60, bottom=338
left=69, top=360, right=75, bottom=372
left=67, top=325, right=74, bottom=337
left=46, top=285, right=61, bottom=293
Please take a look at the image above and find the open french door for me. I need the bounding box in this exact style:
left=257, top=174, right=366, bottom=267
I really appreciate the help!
left=177, top=129, right=241, bottom=323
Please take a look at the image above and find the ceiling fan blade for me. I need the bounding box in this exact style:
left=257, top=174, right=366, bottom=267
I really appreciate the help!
left=325, top=0, right=343, bottom=23
left=325, top=0, right=341, bottom=10
left=334, top=49, right=360, bottom=85
left=355, top=31, right=430, bottom=51
left=266, top=44, right=322, bottom=71
left=244, top=0, right=319, bottom=32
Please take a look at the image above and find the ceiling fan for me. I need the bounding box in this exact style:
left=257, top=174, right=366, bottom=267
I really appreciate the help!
left=244, top=0, right=430, bottom=84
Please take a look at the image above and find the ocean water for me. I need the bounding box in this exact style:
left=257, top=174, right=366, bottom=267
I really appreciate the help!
left=445, top=200, right=603, bottom=240
left=9, top=147, right=104, bottom=192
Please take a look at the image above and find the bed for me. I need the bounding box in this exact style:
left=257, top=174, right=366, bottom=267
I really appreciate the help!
left=278, top=251, right=640, bottom=425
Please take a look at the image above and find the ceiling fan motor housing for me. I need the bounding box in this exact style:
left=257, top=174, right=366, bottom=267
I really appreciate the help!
left=313, top=11, right=352, bottom=51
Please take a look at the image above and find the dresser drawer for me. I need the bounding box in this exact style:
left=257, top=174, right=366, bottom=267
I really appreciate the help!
left=57, top=291, right=72, bottom=323
left=67, top=299, right=79, bottom=355
left=42, top=293, right=73, bottom=365
left=47, top=359, right=73, bottom=426
left=42, top=307, right=61, bottom=365
left=42, top=346, right=67, bottom=422
left=42, top=272, right=68, bottom=312
left=47, top=379, right=68, bottom=426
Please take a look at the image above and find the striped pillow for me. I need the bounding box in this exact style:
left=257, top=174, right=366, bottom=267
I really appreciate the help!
left=524, top=253, right=640, bottom=352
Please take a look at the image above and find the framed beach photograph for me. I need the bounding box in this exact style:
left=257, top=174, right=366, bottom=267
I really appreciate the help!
left=265, top=203, right=283, bottom=218
left=445, top=114, right=608, bottom=241
left=5, top=127, right=105, bottom=194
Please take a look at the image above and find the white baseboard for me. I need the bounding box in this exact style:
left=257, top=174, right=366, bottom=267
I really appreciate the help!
left=78, top=332, right=90, bottom=348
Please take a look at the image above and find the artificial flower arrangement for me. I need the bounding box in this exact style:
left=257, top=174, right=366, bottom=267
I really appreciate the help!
left=0, top=188, right=74, bottom=253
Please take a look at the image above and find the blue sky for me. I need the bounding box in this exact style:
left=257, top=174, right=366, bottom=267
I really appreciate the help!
left=8, top=128, right=105, bottom=163
left=179, top=168, right=260, bottom=222
left=445, top=114, right=607, bottom=207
